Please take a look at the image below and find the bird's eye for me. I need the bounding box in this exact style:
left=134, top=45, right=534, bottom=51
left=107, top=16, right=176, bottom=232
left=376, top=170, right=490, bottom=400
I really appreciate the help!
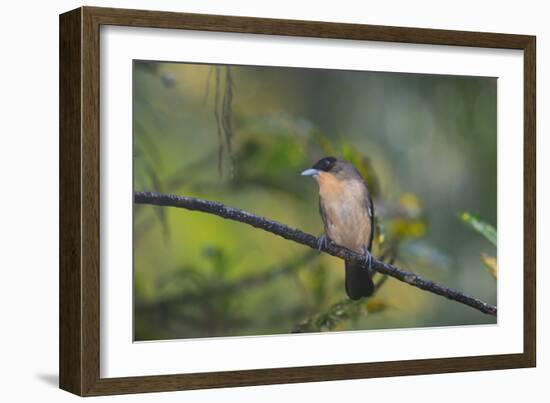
left=313, top=157, right=336, bottom=172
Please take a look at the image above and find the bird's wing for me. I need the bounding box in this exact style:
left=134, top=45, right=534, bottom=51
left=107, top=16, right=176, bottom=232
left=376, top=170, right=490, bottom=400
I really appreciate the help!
left=366, top=189, right=375, bottom=252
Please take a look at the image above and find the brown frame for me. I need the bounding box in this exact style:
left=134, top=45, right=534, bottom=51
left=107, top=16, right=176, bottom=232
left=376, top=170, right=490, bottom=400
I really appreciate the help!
left=59, top=6, right=536, bottom=396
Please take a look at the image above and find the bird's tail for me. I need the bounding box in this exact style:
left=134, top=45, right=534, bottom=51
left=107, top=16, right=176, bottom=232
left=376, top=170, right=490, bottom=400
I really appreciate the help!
left=344, top=261, right=375, bottom=300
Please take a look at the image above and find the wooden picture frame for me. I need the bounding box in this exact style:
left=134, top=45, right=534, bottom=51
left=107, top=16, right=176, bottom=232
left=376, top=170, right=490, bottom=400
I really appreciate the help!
left=59, top=6, right=536, bottom=396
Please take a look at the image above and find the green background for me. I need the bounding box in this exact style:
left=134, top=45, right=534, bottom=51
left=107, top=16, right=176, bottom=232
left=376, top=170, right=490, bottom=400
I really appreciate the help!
left=133, top=61, right=497, bottom=341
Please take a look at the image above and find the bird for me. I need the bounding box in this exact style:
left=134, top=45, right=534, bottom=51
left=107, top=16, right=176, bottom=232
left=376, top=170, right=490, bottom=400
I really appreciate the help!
left=301, top=156, right=375, bottom=299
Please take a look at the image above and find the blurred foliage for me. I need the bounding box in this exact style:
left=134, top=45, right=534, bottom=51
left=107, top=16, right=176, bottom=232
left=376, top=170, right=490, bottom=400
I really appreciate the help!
left=133, top=61, right=497, bottom=341
left=481, top=253, right=498, bottom=279
left=293, top=297, right=383, bottom=333
left=460, top=212, right=497, bottom=246
left=460, top=212, right=498, bottom=279
left=294, top=275, right=392, bottom=333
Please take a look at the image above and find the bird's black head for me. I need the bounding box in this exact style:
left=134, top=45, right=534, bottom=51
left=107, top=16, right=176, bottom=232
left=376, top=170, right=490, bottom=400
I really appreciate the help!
left=312, top=156, right=337, bottom=172
left=301, top=156, right=362, bottom=181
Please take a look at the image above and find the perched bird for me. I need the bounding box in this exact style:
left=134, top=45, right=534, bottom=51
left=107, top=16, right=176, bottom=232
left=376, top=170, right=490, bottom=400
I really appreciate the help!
left=301, top=157, right=375, bottom=299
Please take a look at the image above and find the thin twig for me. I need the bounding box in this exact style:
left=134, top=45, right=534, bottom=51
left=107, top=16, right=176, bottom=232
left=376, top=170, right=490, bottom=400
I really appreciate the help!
left=222, top=67, right=236, bottom=178
left=134, top=191, right=497, bottom=316
left=202, top=66, right=214, bottom=107
left=213, top=67, right=224, bottom=178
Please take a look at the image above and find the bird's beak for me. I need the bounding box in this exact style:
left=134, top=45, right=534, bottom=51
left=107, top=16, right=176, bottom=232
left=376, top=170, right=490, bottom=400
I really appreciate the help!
left=301, top=168, right=319, bottom=177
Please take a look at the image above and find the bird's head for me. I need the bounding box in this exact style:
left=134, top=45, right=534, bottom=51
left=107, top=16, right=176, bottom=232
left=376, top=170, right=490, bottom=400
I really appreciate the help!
left=301, top=156, right=361, bottom=184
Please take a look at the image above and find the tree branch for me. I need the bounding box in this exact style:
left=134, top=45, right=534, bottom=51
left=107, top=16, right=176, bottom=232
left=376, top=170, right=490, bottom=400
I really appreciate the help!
left=134, top=191, right=497, bottom=316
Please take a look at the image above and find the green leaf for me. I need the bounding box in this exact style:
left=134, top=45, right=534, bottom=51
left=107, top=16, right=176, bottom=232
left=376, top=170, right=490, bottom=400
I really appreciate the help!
left=460, top=212, right=497, bottom=246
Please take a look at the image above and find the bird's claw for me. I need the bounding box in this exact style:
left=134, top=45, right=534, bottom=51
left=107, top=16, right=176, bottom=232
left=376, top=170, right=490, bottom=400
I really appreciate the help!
left=317, top=235, right=328, bottom=252
left=362, top=247, right=373, bottom=270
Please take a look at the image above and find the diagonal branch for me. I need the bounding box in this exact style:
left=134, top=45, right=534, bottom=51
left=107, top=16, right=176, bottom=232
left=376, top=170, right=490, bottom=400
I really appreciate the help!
left=134, top=191, right=497, bottom=316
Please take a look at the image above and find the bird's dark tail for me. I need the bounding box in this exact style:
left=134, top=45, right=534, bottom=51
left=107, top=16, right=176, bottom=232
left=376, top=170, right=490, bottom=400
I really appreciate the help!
left=345, top=261, right=375, bottom=300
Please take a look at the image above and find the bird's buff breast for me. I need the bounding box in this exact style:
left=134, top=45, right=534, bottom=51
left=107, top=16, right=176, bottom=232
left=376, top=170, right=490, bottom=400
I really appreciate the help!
left=318, top=175, right=371, bottom=252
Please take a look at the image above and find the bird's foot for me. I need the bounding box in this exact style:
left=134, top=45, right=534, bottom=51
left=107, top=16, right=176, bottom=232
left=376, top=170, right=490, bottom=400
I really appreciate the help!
left=361, top=247, right=373, bottom=270
left=317, top=234, right=328, bottom=252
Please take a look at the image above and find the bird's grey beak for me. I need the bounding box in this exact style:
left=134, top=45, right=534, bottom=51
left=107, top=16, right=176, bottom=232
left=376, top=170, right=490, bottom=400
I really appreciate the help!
left=301, top=168, right=319, bottom=177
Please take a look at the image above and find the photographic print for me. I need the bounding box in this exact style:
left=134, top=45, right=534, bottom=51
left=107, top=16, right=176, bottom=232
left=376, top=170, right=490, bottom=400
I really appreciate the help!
left=59, top=8, right=535, bottom=395
left=133, top=60, right=497, bottom=341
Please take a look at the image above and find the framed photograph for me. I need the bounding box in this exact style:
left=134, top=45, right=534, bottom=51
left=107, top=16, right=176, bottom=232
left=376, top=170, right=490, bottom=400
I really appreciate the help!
left=59, top=6, right=536, bottom=396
